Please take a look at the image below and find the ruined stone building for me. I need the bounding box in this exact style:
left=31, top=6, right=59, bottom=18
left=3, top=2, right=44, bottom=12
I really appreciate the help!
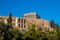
left=0, top=12, right=53, bottom=32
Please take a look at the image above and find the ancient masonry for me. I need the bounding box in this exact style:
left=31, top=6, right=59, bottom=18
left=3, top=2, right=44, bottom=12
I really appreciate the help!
left=0, top=12, right=53, bottom=32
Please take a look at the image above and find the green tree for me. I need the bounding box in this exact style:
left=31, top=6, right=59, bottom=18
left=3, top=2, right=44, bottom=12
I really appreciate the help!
left=45, top=29, right=57, bottom=40
left=8, top=12, right=12, bottom=26
left=50, top=20, right=55, bottom=28
left=23, top=24, right=41, bottom=40
left=0, top=21, right=12, bottom=40
left=8, top=27, right=21, bottom=40
left=0, top=22, right=5, bottom=40
left=55, top=25, right=60, bottom=40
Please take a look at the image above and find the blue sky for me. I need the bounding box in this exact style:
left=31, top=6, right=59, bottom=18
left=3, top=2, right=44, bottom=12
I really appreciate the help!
left=0, top=0, right=60, bottom=25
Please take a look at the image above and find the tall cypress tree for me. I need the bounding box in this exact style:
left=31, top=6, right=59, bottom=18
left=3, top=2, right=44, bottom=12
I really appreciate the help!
left=50, top=20, right=55, bottom=28
left=8, top=12, right=12, bottom=26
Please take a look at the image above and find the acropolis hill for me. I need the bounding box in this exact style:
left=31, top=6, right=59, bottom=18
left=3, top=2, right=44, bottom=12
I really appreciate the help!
left=0, top=12, right=53, bottom=31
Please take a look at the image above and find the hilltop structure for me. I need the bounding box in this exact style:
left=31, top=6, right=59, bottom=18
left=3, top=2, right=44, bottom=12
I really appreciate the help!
left=0, top=12, right=53, bottom=32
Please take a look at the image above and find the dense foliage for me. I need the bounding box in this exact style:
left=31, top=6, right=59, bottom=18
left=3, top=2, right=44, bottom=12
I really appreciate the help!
left=0, top=22, right=60, bottom=40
